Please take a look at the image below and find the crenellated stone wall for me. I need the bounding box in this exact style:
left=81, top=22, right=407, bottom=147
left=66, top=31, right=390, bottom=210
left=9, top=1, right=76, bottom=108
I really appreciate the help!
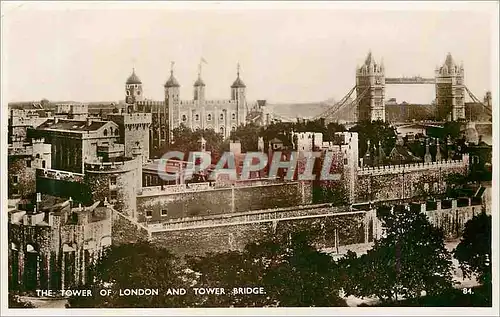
left=356, top=159, right=468, bottom=202
left=136, top=182, right=311, bottom=223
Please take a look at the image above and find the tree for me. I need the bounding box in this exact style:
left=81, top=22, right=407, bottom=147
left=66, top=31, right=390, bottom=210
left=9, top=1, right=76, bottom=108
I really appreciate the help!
left=187, top=230, right=347, bottom=307
left=454, top=211, right=492, bottom=285
left=349, top=120, right=397, bottom=157
left=338, top=206, right=454, bottom=302
left=162, top=125, right=225, bottom=162
left=67, top=242, right=195, bottom=308
left=230, top=122, right=260, bottom=152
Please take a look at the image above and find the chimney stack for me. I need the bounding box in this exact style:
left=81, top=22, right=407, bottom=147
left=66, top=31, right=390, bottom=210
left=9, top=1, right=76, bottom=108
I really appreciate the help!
left=86, top=117, right=92, bottom=126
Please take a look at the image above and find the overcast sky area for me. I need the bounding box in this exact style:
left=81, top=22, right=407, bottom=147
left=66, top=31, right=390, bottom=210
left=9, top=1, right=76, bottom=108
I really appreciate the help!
left=2, top=2, right=496, bottom=104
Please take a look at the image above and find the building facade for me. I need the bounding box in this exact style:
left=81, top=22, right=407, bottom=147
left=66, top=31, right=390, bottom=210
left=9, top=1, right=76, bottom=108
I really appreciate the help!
left=435, top=53, right=466, bottom=121
left=125, top=65, right=248, bottom=154
left=356, top=52, right=386, bottom=122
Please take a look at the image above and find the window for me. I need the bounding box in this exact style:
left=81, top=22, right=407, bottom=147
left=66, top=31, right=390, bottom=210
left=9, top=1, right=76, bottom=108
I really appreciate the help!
left=35, top=154, right=40, bottom=159
left=146, top=210, right=152, bottom=218
left=110, top=190, right=117, bottom=201
left=182, top=115, right=187, bottom=122
left=137, top=91, right=141, bottom=95
left=42, top=160, right=46, bottom=168
left=161, top=209, right=168, bottom=216
left=26, top=160, right=31, bottom=168
left=110, top=176, right=117, bottom=185
left=220, top=113, right=224, bottom=120
left=110, top=127, right=113, bottom=135
left=232, top=126, right=236, bottom=132
left=12, top=175, right=19, bottom=184
left=195, top=114, right=200, bottom=121
left=344, top=158, right=348, bottom=165
left=126, top=91, right=130, bottom=96
left=232, top=113, right=236, bottom=120
left=12, top=188, right=19, bottom=195
left=207, top=114, right=212, bottom=121
left=103, top=129, right=108, bottom=136
left=220, top=127, right=224, bottom=134
left=115, top=129, right=119, bottom=136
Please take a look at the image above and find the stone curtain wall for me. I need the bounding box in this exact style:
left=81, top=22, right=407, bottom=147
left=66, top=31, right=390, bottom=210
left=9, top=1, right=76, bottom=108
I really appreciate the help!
left=149, top=209, right=374, bottom=258
left=145, top=199, right=475, bottom=258
left=233, top=183, right=302, bottom=212
left=151, top=223, right=274, bottom=258
left=137, top=182, right=305, bottom=223
left=356, top=163, right=467, bottom=202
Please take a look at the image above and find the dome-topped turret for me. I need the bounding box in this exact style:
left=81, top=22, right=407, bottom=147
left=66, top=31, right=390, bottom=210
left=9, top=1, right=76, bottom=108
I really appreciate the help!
left=194, top=76, right=205, bottom=87
left=165, top=71, right=180, bottom=88
left=126, top=69, right=142, bottom=85
left=231, top=63, right=246, bottom=88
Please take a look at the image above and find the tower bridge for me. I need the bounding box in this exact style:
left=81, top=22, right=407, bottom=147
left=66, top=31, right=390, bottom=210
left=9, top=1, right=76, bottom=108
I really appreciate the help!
left=316, top=52, right=492, bottom=124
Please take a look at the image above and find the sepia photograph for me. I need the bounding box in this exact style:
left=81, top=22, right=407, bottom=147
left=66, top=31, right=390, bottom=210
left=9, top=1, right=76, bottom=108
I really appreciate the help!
left=1, top=1, right=498, bottom=315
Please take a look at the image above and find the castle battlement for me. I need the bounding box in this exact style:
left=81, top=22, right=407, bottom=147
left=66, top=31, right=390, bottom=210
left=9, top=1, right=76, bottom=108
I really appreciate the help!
left=179, top=99, right=238, bottom=107
left=36, top=168, right=85, bottom=182
left=107, top=112, right=152, bottom=125
left=139, top=178, right=290, bottom=197
left=358, top=159, right=467, bottom=176
left=84, top=157, right=138, bottom=173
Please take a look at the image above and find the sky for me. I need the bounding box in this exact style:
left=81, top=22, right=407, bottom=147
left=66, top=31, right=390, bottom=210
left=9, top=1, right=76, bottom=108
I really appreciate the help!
left=2, top=1, right=497, bottom=104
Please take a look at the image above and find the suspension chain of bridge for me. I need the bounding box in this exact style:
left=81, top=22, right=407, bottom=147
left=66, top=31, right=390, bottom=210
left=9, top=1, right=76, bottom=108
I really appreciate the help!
left=314, top=83, right=491, bottom=123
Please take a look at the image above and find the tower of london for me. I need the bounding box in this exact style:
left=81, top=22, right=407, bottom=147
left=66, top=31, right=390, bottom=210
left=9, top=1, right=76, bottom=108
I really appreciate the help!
left=131, top=63, right=248, bottom=152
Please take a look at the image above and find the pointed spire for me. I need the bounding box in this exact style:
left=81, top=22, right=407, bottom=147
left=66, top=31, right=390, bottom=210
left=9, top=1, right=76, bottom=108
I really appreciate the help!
left=424, top=139, right=432, bottom=163
left=365, top=50, right=374, bottom=66
left=436, top=138, right=442, bottom=162
left=444, top=52, right=455, bottom=69
left=194, top=60, right=205, bottom=87
left=231, top=62, right=246, bottom=88
left=126, top=68, right=142, bottom=84
left=378, top=140, right=386, bottom=163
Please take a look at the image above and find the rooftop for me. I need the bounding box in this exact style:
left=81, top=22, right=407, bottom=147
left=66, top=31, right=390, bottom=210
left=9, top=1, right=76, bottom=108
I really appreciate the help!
left=36, top=118, right=110, bottom=132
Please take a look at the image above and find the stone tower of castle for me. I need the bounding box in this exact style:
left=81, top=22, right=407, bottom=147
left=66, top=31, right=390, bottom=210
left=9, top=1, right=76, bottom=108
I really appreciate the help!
left=165, top=63, right=181, bottom=144
left=435, top=53, right=465, bottom=121
left=231, top=63, right=247, bottom=125
left=356, top=51, right=385, bottom=122
left=125, top=68, right=144, bottom=111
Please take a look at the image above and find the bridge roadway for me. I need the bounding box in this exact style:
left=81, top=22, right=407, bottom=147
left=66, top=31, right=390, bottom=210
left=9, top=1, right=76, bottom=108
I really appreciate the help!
left=385, top=77, right=436, bottom=85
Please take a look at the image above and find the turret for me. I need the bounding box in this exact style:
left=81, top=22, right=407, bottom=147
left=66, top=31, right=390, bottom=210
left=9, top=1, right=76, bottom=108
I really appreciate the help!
left=356, top=51, right=385, bottom=122
left=424, top=139, right=432, bottom=163
left=231, top=63, right=247, bottom=125
left=194, top=62, right=206, bottom=102
left=125, top=68, right=143, bottom=106
left=165, top=62, right=181, bottom=144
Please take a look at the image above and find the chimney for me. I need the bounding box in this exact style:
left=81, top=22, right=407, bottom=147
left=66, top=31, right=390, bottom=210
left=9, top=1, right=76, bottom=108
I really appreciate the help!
left=54, top=117, right=59, bottom=124
left=86, top=117, right=92, bottom=126
left=36, top=192, right=41, bottom=213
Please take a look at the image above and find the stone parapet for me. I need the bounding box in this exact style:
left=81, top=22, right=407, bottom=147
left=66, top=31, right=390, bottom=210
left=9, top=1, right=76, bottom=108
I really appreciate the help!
left=84, top=158, right=138, bottom=173
left=358, top=159, right=466, bottom=176
left=36, top=168, right=84, bottom=182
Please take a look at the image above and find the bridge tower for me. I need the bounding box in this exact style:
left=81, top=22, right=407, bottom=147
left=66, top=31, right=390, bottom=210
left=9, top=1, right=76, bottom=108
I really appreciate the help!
left=356, top=51, right=386, bottom=122
left=435, top=53, right=465, bottom=121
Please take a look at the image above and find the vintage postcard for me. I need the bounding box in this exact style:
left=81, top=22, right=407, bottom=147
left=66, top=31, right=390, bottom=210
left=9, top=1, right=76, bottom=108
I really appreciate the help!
left=1, top=1, right=498, bottom=316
